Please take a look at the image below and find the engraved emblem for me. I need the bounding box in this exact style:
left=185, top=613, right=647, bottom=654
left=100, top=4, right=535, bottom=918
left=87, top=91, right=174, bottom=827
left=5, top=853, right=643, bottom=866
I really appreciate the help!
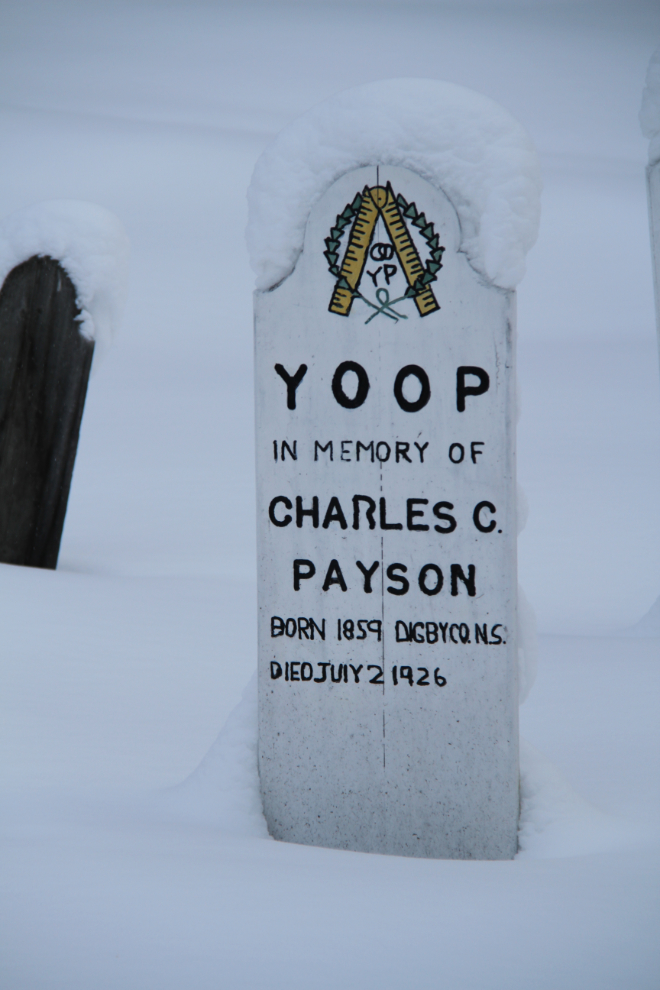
left=324, top=182, right=445, bottom=323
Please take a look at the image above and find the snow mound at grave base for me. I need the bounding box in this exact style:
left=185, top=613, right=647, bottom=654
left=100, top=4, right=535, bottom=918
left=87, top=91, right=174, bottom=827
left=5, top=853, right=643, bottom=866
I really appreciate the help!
left=623, top=595, right=660, bottom=637
left=247, top=78, right=541, bottom=292
left=162, top=674, right=269, bottom=838
left=641, top=47, right=660, bottom=164
left=0, top=201, right=129, bottom=350
left=517, top=738, right=639, bottom=858
left=170, top=676, right=636, bottom=858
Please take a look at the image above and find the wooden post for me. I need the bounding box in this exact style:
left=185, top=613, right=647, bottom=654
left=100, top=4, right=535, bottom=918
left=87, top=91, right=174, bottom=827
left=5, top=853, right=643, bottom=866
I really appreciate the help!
left=0, top=255, right=94, bottom=569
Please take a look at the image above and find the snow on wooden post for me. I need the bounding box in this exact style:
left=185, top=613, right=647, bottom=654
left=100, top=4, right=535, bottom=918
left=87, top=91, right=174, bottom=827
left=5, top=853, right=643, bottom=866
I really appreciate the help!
left=0, top=201, right=128, bottom=569
left=250, top=80, right=541, bottom=859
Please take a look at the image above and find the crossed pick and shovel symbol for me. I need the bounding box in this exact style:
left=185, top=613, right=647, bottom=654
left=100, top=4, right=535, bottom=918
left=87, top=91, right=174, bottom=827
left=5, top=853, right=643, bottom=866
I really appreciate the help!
left=358, top=287, right=409, bottom=324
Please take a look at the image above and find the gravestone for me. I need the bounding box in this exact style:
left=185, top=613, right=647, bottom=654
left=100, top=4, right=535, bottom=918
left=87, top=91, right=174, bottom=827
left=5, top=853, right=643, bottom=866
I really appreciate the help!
left=0, top=255, right=94, bottom=569
left=648, top=160, right=660, bottom=345
left=255, top=164, right=519, bottom=859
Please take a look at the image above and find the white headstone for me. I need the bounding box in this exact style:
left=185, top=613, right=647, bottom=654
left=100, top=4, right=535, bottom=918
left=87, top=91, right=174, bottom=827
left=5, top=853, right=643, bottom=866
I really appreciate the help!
left=255, top=164, right=517, bottom=859
left=641, top=47, right=660, bottom=347
left=250, top=79, right=541, bottom=860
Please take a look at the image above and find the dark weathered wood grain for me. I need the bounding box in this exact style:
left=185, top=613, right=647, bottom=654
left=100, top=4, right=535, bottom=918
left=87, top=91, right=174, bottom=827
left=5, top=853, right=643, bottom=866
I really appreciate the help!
left=0, top=255, right=94, bottom=568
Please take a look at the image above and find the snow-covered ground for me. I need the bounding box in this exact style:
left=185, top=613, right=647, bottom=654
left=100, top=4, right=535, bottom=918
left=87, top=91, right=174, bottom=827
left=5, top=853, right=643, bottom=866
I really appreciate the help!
left=0, top=2, right=658, bottom=987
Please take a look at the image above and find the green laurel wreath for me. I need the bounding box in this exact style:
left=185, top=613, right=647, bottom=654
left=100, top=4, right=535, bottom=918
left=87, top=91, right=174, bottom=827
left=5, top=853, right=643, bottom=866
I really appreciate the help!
left=324, top=191, right=445, bottom=299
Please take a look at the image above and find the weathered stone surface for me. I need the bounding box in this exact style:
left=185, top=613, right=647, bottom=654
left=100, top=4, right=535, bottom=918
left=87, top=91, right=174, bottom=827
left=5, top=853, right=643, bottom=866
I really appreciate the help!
left=255, top=166, right=518, bottom=859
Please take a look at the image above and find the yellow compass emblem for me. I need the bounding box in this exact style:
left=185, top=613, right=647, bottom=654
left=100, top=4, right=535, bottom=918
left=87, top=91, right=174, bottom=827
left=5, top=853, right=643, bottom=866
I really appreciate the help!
left=325, top=182, right=444, bottom=322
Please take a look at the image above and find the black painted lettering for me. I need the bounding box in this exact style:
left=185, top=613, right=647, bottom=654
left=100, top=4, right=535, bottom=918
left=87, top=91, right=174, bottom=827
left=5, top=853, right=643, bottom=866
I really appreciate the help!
left=416, top=667, right=430, bottom=686
left=275, top=363, right=307, bottom=410
left=298, top=617, right=310, bottom=640
left=330, top=663, right=345, bottom=683
left=490, top=624, right=503, bottom=645
left=322, top=496, right=348, bottom=530
left=290, top=661, right=300, bottom=681
left=396, top=442, right=411, bottom=463
left=342, top=620, right=354, bottom=640
left=356, top=559, right=379, bottom=593
left=296, top=496, right=319, bottom=528
left=475, top=623, right=488, bottom=644
left=386, top=563, right=409, bottom=596
left=414, top=441, right=429, bottom=463
left=438, top=622, right=448, bottom=643
left=367, top=620, right=382, bottom=641
left=412, top=622, right=425, bottom=643
left=400, top=665, right=414, bottom=686
left=426, top=621, right=438, bottom=644
left=332, top=361, right=370, bottom=409
left=293, top=559, right=316, bottom=590
left=449, top=443, right=465, bottom=463
left=434, top=669, right=447, bottom=687
left=449, top=623, right=459, bottom=644
left=271, top=616, right=284, bottom=637
left=473, top=501, right=497, bottom=533
left=285, top=618, right=297, bottom=637
left=301, top=662, right=313, bottom=681
left=395, top=620, right=410, bottom=642
left=368, top=665, right=384, bottom=684
left=281, top=441, right=297, bottom=461
left=375, top=441, right=391, bottom=463
left=310, top=618, right=326, bottom=641
left=451, top=564, right=476, bottom=597
left=322, top=559, right=347, bottom=592
left=314, top=662, right=330, bottom=683
left=356, top=620, right=367, bottom=640
left=433, top=501, right=457, bottom=533
left=392, top=666, right=398, bottom=685
left=314, top=440, right=333, bottom=462
left=269, top=496, right=292, bottom=527
left=459, top=623, right=470, bottom=644
left=457, top=366, right=490, bottom=412
left=349, top=664, right=363, bottom=683
left=352, top=495, right=376, bottom=530
left=471, top=441, right=484, bottom=463
left=407, top=498, right=429, bottom=531
left=285, top=662, right=289, bottom=681
left=341, top=440, right=352, bottom=461
left=394, top=365, right=431, bottom=413
left=356, top=441, right=374, bottom=462
left=419, top=564, right=443, bottom=596
left=380, top=497, right=403, bottom=531
left=270, top=661, right=282, bottom=679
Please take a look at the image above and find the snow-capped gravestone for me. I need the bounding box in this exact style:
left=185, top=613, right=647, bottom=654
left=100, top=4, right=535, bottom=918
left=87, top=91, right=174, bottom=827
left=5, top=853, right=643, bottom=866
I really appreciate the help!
left=641, top=49, right=660, bottom=352
left=251, top=80, right=541, bottom=859
left=0, top=201, right=128, bottom=568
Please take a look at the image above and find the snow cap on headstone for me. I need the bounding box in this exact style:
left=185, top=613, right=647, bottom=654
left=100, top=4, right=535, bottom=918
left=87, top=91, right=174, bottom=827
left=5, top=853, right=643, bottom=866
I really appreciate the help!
left=641, top=47, right=660, bottom=165
left=0, top=200, right=129, bottom=348
left=247, top=78, right=541, bottom=292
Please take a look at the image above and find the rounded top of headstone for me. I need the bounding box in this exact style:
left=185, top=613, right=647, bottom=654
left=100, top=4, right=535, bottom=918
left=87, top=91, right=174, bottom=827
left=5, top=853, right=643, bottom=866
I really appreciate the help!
left=247, top=78, right=541, bottom=293
left=0, top=200, right=129, bottom=352
left=641, top=47, right=660, bottom=165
